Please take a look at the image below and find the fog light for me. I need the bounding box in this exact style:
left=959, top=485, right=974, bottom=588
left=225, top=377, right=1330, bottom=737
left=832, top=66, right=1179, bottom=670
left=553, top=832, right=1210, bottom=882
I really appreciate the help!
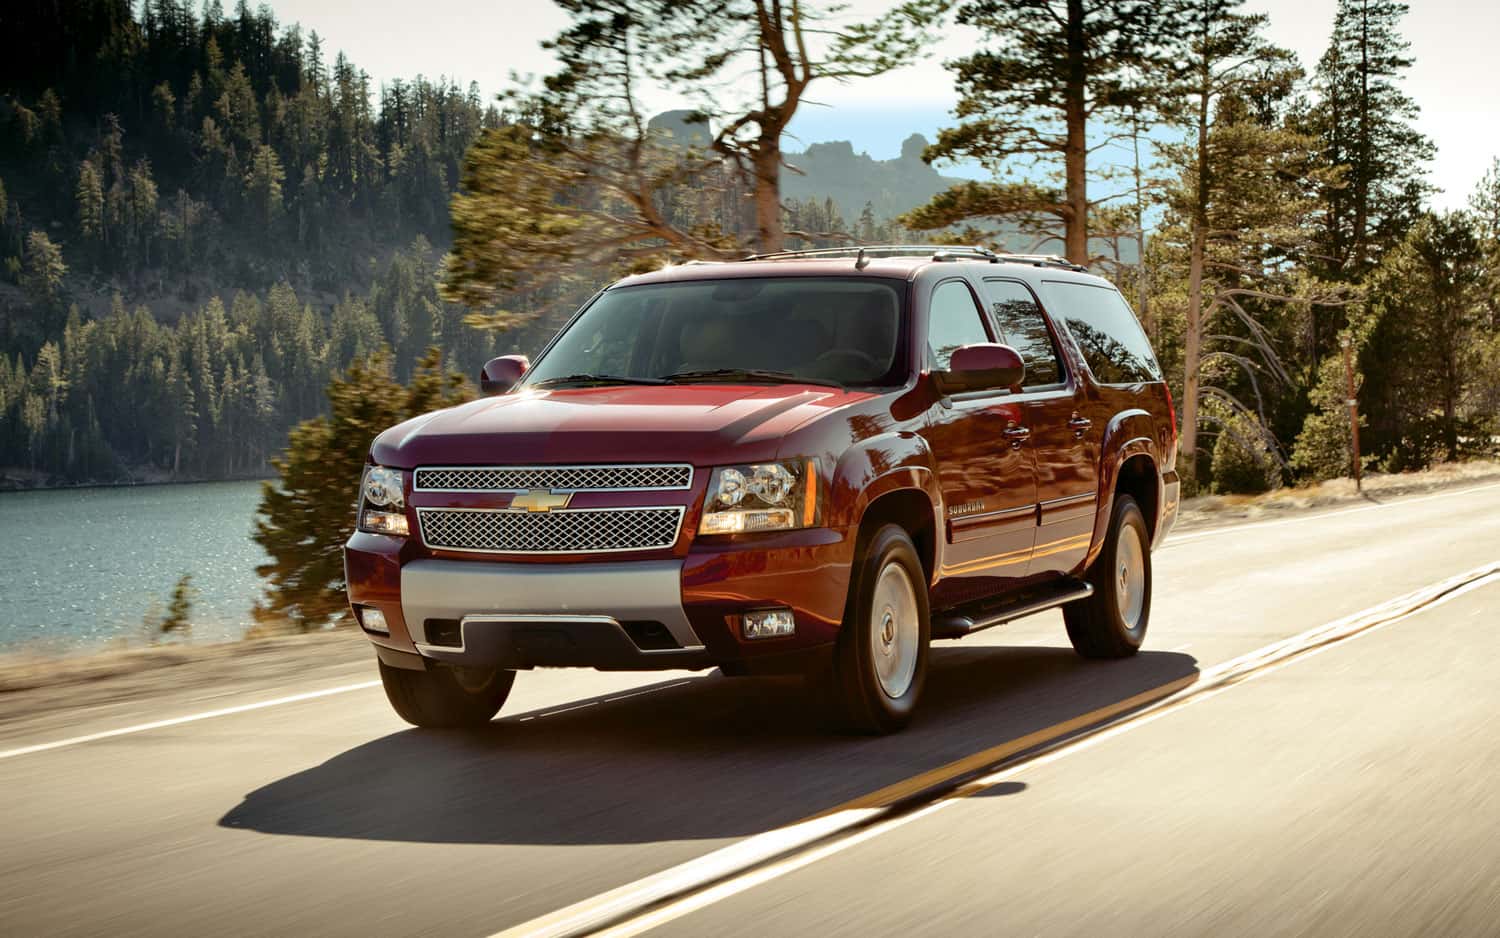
left=356, top=605, right=389, bottom=635
left=361, top=509, right=409, bottom=536
left=742, top=608, right=795, bottom=640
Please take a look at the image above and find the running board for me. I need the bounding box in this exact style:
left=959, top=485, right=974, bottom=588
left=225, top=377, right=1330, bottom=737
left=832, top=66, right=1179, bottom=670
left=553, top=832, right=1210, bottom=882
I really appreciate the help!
left=931, top=580, right=1094, bottom=639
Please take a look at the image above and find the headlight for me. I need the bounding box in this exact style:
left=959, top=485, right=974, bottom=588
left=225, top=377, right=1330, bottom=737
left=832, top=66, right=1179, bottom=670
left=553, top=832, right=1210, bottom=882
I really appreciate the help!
left=700, top=459, right=818, bottom=535
left=363, top=466, right=404, bottom=508
left=359, top=466, right=409, bottom=536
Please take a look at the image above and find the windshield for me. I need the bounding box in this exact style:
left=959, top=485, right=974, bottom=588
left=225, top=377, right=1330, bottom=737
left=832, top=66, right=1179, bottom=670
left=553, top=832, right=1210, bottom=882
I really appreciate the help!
left=522, top=277, right=907, bottom=389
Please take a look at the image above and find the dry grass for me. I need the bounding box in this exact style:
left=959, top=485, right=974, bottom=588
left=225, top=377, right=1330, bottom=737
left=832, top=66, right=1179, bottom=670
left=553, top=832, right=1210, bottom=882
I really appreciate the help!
left=0, top=629, right=357, bottom=696
left=1176, top=459, right=1500, bottom=530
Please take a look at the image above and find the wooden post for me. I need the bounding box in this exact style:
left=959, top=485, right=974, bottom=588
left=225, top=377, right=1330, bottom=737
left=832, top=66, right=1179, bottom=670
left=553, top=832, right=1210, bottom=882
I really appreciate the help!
left=1342, top=335, right=1362, bottom=492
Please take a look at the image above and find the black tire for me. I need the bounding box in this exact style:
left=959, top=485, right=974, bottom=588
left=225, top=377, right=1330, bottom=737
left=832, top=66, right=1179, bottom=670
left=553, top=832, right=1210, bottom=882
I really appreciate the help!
left=1064, top=494, right=1151, bottom=659
left=379, top=660, right=515, bottom=728
left=829, top=524, right=931, bottom=734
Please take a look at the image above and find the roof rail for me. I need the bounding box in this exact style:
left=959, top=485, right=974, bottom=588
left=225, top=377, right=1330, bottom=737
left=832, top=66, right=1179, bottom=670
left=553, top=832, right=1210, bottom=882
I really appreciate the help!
left=739, top=245, right=1090, bottom=272
left=743, top=244, right=998, bottom=263
left=990, top=253, right=1089, bottom=272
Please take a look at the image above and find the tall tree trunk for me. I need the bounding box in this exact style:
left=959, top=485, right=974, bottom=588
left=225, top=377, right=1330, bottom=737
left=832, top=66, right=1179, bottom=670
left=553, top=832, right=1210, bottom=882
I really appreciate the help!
left=751, top=136, right=785, bottom=253
left=1182, top=229, right=1205, bottom=492
left=1132, top=119, right=1150, bottom=335
left=1443, top=332, right=1459, bottom=460
left=1063, top=0, right=1088, bottom=265
left=1353, top=0, right=1370, bottom=263
left=1180, top=70, right=1212, bottom=494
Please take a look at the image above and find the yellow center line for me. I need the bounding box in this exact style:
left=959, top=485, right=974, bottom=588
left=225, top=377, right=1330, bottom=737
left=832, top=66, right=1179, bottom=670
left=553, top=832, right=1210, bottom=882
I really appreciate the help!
left=826, top=674, right=1198, bottom=813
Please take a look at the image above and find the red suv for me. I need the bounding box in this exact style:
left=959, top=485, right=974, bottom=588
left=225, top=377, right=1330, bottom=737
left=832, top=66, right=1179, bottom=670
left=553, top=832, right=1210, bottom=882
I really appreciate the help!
left=344, top=246, right=1179, bottom=733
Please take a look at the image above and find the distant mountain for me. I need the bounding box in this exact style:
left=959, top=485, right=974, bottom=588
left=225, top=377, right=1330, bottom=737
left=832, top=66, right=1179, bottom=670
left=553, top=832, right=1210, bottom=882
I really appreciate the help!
left=646, top=111, right=964, bottom=227
left=647, top=110, right=713, bottom=149
left=782, top=134, right=964, bottom=224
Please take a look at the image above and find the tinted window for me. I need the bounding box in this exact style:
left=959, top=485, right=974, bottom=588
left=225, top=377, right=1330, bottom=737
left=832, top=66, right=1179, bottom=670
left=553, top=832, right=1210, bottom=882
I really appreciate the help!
left=524, top=277, right=906, bottom=387
left=1039, top=281, right=1161, bottom=384
left=981, top=279, right=1064, bottom=387
left=927, top=280, right=991, bottom=370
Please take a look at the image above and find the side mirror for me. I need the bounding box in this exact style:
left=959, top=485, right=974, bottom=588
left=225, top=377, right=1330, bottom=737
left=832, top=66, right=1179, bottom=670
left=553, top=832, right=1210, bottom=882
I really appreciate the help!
left=480, top=355, right=529, bottom=395
left=935, top=343, right=1025, bottom=395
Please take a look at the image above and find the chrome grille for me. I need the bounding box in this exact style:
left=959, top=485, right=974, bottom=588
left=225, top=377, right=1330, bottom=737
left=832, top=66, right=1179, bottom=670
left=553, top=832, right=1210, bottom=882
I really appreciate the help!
left=417, top=507, right=684, bottom=554
left=414, top=464, right=692, bottom=492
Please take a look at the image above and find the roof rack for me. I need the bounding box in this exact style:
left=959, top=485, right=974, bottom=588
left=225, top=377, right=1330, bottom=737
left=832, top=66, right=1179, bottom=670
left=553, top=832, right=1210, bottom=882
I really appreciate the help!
left=741, top=244, right=1089, bottom=272
left=743, top=244, right=995, bottom=262
left=989, top=253, right=1089, bottom=272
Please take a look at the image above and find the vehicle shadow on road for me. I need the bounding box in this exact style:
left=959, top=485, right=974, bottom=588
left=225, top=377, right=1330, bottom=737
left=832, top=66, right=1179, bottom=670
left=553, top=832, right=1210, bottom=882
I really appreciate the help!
left=219, top=645, right=1197, bottom=845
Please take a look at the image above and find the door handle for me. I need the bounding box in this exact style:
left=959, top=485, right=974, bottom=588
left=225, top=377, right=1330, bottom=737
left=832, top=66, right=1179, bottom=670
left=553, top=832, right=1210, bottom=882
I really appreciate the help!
left=1068, top=414, right=1092, bottom=438
left=1003, top=425, right=1032, bottom=448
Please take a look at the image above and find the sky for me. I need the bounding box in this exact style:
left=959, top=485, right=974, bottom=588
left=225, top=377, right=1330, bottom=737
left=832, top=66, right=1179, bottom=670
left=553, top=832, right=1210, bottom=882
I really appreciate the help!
left=263, top=0, right=1500, bottom=210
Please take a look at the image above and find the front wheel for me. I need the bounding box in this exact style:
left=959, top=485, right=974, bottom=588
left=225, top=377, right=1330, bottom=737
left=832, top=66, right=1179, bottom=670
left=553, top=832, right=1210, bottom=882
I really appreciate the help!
left=828, top=524, right=931, bottom=734
left=379, top=660, right=515, bottom=728
left=1064, top=494, right=1151, bottom=658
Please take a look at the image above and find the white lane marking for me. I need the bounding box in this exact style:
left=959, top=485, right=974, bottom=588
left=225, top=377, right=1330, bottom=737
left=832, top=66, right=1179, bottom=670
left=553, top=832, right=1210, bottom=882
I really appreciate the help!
left=1166, top=481, right=1500, bottom=545
left=606, top=681, right=692, bottom=703
left=0, top=674, right=703, bottom=760
left=1168, top=643, right=1193, bottom=652
left=539, top=701, right=600, bottom=718
left=0, top=680, right=382, bottom=761
left=496, top=562, right=1500, bottom=938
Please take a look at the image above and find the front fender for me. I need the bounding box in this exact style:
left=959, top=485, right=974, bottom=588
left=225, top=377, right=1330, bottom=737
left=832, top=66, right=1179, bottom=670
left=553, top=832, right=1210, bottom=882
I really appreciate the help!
left=831, top=431, right=944, bottom=568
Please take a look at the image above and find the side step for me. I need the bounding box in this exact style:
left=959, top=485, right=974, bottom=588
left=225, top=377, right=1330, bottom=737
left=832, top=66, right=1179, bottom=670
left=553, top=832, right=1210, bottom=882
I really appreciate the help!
left=931, top=579, right=1094, bottom=640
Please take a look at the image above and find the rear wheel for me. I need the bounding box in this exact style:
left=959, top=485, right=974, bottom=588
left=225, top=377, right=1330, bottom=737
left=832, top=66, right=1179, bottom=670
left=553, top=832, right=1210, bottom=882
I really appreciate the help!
left=379, top=660, right=515, bottom=728
left=828, top=524, right=930, bottom=734
left=1064, top=494, right=1151, bottom=659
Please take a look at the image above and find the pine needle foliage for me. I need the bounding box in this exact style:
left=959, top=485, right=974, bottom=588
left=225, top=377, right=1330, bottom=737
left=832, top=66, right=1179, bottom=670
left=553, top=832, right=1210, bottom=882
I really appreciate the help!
left=252, top=347, right=470, bottom=630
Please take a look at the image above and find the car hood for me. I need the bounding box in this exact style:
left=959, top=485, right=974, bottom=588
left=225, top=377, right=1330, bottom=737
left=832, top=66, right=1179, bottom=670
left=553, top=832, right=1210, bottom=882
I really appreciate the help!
left=370, top=384, right=872, bottom=468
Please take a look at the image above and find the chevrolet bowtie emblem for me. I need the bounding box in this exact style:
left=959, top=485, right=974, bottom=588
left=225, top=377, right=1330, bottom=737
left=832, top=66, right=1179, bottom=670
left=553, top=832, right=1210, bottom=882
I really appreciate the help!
left=510, top=489, right=573, bottom=512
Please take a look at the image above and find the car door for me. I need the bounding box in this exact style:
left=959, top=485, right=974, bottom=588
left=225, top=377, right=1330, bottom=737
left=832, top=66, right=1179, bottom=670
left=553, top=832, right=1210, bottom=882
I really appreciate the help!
left=920, top=278, right=1039, bottom=607
left=980, top=278, right=1098, bottom=577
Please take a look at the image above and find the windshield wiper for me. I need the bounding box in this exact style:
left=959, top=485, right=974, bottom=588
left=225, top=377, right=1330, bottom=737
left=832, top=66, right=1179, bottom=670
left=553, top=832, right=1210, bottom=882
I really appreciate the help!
left=530, top=373, right=667, bottom=389
left=662, top=368, right=844, bottom=389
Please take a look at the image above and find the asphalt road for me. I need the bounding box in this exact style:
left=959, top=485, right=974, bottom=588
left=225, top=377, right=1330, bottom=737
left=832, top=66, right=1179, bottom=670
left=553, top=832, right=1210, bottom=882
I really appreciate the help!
left=3, top=482, right=1499, bottom=937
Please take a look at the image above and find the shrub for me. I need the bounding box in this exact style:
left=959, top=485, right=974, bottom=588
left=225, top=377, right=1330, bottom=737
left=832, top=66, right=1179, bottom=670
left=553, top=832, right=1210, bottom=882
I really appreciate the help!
left=252, top=347, right=471, bottom=631
left=1211, top=414, right=1281, bottom=494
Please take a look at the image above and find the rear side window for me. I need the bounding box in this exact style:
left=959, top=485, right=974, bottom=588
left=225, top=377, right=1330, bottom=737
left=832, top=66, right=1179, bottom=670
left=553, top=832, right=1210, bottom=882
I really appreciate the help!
left=1039, top=281, right=1161, bottom=384
left=980, top=279, right=1064, bottom=388
left=927, top=280, right=991, bottom=370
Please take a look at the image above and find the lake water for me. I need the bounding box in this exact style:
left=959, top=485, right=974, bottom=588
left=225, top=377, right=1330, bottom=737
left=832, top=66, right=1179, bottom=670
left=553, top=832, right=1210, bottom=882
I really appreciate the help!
left=0, top=481, right=271, bottom=652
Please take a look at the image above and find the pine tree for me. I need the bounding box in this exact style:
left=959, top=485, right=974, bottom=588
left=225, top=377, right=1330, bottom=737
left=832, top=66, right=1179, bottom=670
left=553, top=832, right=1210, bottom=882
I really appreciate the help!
left=1156, top=0, right=1316, bottom=491
left=1358, top=213, right=1488, bottom=464
left=76, top=160, right=105, bottom=243
left=904, top=0, right=1166, bottom=263
left=1305, top=0, right=1433, bottom=278
left=20, top=231, right=68, bottom=339
left=126, top=159, right=159, bottom=265
left=857, top=201, right=877, bottom=243
left=1471, top=158, right=1500, bottom=333
left=252, top=348, right=471, bottom=630
left=244, top=144, right=285, bottom=234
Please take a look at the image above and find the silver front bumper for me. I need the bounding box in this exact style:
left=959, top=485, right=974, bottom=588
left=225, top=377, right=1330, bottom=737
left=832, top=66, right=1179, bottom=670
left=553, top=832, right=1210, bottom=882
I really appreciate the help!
left=399, top=558, right=704, bottom=655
